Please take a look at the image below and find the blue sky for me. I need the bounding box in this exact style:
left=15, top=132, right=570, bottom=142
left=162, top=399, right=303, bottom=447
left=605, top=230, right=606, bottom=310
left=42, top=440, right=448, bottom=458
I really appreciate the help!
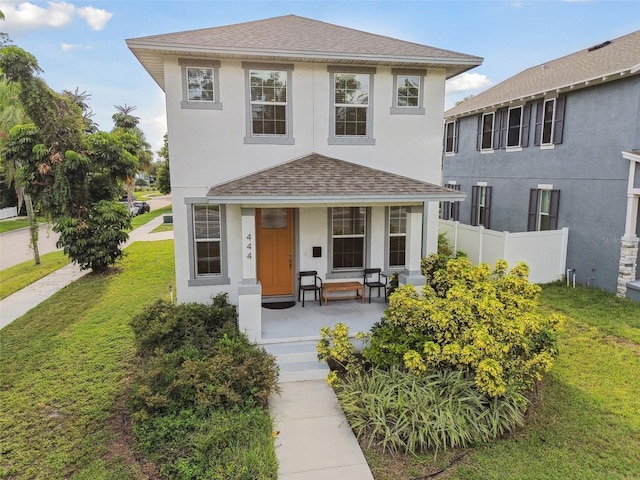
left=1, top=0, right=638, bottom=157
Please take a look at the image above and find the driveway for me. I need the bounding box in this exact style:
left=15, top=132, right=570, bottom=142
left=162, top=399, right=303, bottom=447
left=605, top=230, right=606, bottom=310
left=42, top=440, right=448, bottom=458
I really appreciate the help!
left=0, top=195, right=172, bottom=271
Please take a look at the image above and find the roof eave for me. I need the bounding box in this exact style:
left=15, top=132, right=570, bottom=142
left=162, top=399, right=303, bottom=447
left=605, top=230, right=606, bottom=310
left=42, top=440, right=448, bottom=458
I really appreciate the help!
left=206, top=192, right=466, bottom=205
left=445, top=67, right=638, bottom=119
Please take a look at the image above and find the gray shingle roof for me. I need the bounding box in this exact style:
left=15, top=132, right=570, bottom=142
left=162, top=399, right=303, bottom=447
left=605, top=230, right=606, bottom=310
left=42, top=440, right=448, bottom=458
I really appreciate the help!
left=446, top=30, right=640, bottom=118
left=127, top=15, right=482, bottom=89
left=206, top=153, right=465, bottom=204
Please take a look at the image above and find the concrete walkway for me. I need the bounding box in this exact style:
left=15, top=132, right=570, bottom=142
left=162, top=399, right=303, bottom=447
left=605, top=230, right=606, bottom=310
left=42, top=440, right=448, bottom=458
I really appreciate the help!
left=270, top=380, right=374, bottom=479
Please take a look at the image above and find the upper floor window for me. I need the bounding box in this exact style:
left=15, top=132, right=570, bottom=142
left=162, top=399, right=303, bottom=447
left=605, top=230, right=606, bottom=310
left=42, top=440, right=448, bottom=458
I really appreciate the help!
left=328, top=66, right=376, bottom=145
left=179, top=59, right=222, bottom=110
left=388, top=206, right=407, bottom=269
left=507, top=106, right=523, bottom=147
left=332, top=207, right=366, bottom=270
left=471, top=185, right=492, bottom=228
left=444, top=120, right=458, bottom=154
left=534, top=97, right=565, bottom=147
left=391, top=68, right=426, bottom=115
left=243, top=62, right=294, bottom=144
left=528, top=188, right=560, bottom=231
left=476, top=112, right=497, bottom=151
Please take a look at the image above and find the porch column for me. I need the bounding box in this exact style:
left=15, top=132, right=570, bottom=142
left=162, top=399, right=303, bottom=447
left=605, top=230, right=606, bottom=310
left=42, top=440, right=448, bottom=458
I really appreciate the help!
left=238, top=208, right=262, bottom=342
left=617, top=195, right=639, bottom=297
left=399, top=205, right=426, bottom=286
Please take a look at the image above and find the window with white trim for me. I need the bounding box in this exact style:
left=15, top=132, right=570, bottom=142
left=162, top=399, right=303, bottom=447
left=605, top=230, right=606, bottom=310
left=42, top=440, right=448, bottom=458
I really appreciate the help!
left=332, top=207, right=366, bottom=270
left=444, top=120, right=458, bottom=154
left=391, top=69, right=425, bottom=115
left=179, top=59, right=222, bottom=110
left=243, top=63, right=294, bottom=144
left=328, top=66, right=375, bottom=145
left=388, top=206, right=406, bottom=268
left=477, top=112, right=496, bottom=151
left=528, top=188, right=560, bottom=231
left=471, top=185, right=492, bottom=227
left=534, top=97, right=565, bottom=146
left=440, top=184, right=461, bottom=221
left=193, top=204, right=222, bottom=276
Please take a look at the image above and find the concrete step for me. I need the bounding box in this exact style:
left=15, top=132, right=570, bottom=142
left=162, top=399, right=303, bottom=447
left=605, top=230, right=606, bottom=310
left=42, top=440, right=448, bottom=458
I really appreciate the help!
left=262, top=340, right=330, bottom=383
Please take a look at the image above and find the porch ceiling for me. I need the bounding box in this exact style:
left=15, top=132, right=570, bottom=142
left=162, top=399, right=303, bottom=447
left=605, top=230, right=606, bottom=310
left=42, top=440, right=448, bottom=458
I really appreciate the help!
left=206, top=153, right=466, bottom=205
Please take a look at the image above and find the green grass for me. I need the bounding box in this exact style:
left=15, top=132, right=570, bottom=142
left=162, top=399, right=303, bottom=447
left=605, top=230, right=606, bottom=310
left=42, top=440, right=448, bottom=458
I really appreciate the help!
left=129, top=205, right=172, bottom=230
left=0, top=217, right=43, bottom=234
left=0, top=241, right=175, bottom=479
left=363, top=284, right=640, bottom=480
left=0, top=250, right=71, bottom=300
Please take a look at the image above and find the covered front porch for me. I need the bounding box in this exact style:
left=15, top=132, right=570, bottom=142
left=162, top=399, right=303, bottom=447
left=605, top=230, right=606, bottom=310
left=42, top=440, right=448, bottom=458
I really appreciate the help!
left=260, top=299, right=387, bottom=342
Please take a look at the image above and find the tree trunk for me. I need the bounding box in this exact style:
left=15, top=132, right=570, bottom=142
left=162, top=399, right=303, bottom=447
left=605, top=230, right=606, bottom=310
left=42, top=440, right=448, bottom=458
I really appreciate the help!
left=25, top=193, right=40, bottom=265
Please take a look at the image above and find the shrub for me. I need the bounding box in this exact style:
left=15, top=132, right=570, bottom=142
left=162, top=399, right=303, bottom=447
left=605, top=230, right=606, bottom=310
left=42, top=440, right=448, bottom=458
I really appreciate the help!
left=336, top=366, right=527, bottom=455
left=365, top=257, right=563, bottom=397
left=130, top=294, right=279, bottom=417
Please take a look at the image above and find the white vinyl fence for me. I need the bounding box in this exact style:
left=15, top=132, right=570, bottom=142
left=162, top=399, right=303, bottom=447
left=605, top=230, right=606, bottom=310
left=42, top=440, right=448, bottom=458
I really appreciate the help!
left=439, top=220, right=569, bottom=284
left=0, top=207, right=18, bottom=220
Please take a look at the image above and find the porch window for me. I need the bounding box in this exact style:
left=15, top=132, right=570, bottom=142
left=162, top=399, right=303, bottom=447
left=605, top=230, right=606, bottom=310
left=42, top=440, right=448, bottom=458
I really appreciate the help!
left=328, top=66, right=376, bottom=145
left=332, top=207, right=366, bottom=270
left=388, top=206, right=406, bottom=268
left=179, top=58, right=222, bottom=110
left=193, top=204, right=222, bottom=276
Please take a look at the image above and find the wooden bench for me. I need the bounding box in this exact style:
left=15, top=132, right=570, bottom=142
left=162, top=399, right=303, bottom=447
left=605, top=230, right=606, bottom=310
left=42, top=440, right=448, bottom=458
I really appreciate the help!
left=322, top=281, right=364, bottom=305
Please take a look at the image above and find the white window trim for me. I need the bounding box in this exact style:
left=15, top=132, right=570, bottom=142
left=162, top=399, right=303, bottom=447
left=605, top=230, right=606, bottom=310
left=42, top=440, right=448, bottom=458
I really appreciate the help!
left=328, top=66, right=376, bottom=146
left=390, top=68, right=426, bottom=115
left=386, top=206, right=407, bottom=270
left=506, top=105, right=523, bottom=148
left=541, top=98, right=557, bottom=146
left=179, top=58, right=222, bottom=110
left=444, top=120, right=457, bottom=155
left=537, top=189, right=552, bottom=231
left=186, top=200, right=229, bottom=286
left=481, top=112, right=495, bottom=152
left=242, top=62, right=294, bottom=145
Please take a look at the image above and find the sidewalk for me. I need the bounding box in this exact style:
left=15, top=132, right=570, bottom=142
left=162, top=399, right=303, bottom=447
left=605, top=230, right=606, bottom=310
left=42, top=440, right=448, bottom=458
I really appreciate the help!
left=0, top=215, right=172, bottom=329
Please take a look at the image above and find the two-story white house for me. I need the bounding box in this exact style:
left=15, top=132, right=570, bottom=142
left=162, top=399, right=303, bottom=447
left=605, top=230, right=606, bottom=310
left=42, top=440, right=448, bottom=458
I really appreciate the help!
left=127, top=15, right=482, bottom=339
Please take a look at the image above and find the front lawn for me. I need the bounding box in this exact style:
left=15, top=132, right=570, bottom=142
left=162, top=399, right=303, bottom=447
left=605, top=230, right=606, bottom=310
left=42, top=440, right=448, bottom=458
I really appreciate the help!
left=363, top=284, right=640, bottom=479
left=0, top=241, right=175, bottom=479
left=0, top=250, right=70, bottom=300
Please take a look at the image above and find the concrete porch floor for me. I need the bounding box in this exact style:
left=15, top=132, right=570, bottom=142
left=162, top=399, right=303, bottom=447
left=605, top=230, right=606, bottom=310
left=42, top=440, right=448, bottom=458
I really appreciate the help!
left=260, top=298, right=387, bottom=342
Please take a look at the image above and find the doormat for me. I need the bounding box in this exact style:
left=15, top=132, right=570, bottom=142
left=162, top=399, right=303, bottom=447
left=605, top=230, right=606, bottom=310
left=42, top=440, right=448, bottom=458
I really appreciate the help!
left=262, top=301, right=296, bottom=310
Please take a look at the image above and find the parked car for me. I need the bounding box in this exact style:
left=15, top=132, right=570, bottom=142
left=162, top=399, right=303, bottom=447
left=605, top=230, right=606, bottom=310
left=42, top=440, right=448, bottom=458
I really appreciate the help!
left=133, top=200, right=150, bottom=213
left=120, top=202, right=139, bottom=217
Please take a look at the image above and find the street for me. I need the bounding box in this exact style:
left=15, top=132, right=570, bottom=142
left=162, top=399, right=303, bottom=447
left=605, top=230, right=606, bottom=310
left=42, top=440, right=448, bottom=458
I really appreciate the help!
left=0, top=195, right=171, bottom=271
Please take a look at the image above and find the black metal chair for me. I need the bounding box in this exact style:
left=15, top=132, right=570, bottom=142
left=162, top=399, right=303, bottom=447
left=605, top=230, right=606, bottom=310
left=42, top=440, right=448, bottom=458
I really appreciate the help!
left=363, top=268, right=388, bottom=303
left=298, top=270, right=322, bottom=307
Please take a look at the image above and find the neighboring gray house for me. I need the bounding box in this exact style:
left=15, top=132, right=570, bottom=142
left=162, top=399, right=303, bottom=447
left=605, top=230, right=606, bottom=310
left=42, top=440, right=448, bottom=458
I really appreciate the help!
left=442, top=30, right=640, bottom=301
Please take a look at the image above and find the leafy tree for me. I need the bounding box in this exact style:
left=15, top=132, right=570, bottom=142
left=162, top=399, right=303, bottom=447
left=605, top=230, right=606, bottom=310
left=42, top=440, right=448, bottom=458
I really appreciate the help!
left=156, top=133, right=171, bottom=194
left=0, top=45, right=138, bottom=272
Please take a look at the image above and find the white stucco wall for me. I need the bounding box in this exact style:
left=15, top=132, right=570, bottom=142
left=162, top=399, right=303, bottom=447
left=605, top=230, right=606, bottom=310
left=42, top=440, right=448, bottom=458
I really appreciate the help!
left=164, top=56, right=447, bottom=302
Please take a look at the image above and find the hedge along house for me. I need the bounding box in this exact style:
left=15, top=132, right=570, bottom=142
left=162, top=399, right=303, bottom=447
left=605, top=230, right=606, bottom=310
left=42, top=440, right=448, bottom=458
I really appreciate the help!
left=442, top=30, right=640, bottom=302
left=127, top=15, right=482, bottom=341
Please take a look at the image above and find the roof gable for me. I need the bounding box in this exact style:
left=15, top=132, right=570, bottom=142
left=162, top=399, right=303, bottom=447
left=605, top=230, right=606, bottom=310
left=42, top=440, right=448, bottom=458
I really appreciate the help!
left=206, top=153, right=463, bottom=204
left=127, top=15, right=482, bottom=90
left=446, top=29, right=640, bottom=118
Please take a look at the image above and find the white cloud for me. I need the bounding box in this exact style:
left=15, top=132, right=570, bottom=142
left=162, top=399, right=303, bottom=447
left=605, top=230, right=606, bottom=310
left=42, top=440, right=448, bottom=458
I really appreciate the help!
left=61, top=42, right=92, bottom=51
left=77, top=6, right=112, bottom=31
left=0, top=1, right=112, bottom=33
left=445, top=72, right=493, bottom=94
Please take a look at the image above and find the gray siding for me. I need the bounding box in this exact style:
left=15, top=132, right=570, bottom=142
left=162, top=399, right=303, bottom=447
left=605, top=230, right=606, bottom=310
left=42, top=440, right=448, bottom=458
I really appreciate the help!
left=443, top=75, right=640, bottom=292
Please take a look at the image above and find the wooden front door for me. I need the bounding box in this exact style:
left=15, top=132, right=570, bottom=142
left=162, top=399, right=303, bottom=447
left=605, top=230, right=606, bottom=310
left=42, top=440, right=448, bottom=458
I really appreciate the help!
left=257, top=208, right=294, bottom=296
